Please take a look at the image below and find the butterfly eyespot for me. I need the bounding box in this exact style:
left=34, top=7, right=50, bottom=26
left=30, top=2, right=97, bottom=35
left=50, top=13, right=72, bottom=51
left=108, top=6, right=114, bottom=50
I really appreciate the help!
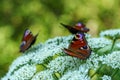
left=75, top=33, right=83, bottom=40
left=25, top=30, right=31, bottom=37
left=26, top=30, right=30, bottom=33
left=20, top=41, right=26, bottom=48
left=20, top=29, right=38, bottom=52
left=80, top=46, right=88, bottom=50
left=75, top=34, right=79, bottom=38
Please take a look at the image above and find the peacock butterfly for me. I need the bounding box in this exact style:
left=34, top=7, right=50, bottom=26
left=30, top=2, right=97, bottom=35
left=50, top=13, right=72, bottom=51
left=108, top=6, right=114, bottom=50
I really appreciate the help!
left=63, top=32, right=91, bottom=60
left=20, top=29, right=38, bottom=52
left=61, top=22, right=89, bottom=34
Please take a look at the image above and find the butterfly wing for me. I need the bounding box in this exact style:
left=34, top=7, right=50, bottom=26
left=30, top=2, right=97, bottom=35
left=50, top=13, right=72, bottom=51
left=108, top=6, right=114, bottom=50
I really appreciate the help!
left=63, top=32, right=91, bottom=59
left=63, top=48, right=87, bottom=59
left=70, top=33, right=91, bottom=57
left=22, top=29, right=33, bottom=41
left=61, top=23, right=89, bottom=34
left=74, top=23, right=89, bottom=33
left=20, top=29, right=38, bottom=52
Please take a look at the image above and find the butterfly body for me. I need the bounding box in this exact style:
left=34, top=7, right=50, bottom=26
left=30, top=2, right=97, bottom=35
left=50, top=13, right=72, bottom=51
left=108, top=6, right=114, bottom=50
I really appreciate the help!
left=20, top=29, right=38, bottom=52
left=61, top=23, right=89, bottom=34
left=63, top=32, right=91, bottom=60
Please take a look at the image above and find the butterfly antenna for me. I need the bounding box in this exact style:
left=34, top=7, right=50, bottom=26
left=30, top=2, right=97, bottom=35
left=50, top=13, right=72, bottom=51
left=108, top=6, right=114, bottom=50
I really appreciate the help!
left=35, top=33, right=39, bottom=37
left=61, top=23, right=72, bottom=31
left=35, top=30, right=40, bottom=37
left=60, top=23, right=68, bottom=27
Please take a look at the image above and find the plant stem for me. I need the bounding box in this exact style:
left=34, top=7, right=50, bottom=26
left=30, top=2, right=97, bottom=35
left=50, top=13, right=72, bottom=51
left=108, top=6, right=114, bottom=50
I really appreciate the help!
left=53, top=73, right=59, bottom=80
left=90, top=65, right=103, bottom=78
left=111, top=38, right=116, bottom=52
left=111, top=68, right=119, bottom=78
left=42, top=64, right=47, bottom=69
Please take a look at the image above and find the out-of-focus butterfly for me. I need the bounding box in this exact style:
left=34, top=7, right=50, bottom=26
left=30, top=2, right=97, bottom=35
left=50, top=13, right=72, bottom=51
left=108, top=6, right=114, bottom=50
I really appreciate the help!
left=63, top=32, right=91, bottom=60
left=20, top=29, right=38, bottom=52
left=61, top=22, right=89, bottom=34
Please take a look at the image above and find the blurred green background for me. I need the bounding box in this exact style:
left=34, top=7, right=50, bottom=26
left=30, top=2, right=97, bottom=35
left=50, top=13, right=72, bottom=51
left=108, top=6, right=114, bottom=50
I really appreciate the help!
left=0, top=0, right=120, bottom=77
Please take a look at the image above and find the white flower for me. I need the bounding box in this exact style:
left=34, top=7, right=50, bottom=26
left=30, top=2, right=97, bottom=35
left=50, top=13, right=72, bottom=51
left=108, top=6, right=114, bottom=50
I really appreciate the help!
left=100, top=29, right=120, bottom=39
left=60, top=70, right=90, bottom=80
left=2, top=64, right=36, bottom=80
left=5, top=52, right=36, bottom=77
left=2, top=35, right=74, bottom=80
left=45, top=35, right=73, bottom=46
left=100, top=51, right=120, bottom=69
left=32, top=35, right=73, bottom=64
left=78, top=64, right=90, bottom=74
left=85, top=52, right=101, bottom=71
left=101, top=75, right=111, bottom=80
left=2, top=33, right=120, bottom=80
left=87, top=37, right=112, bottom=50
left=47, top=56, right=81, bottom=74
left=85, top=33, right=91, bottom=39
left=114, top=42, right=120, bottom=50
left=32, top=70, right=54, bottom=80
left=1, top=75, right=10, bottom=80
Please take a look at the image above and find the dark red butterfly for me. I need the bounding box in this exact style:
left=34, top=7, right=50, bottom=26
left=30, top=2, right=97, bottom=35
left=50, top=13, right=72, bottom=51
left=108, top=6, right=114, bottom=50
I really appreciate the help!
left=63, top=32, right=91, bottom=60
left=61, top=22, right=89, bottom=34
left=20, top=29, right=38, bottom=52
